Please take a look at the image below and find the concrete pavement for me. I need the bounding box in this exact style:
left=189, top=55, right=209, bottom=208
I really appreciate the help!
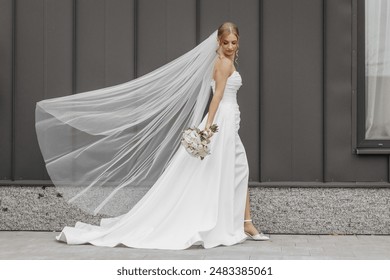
left=0, top=231, right=389, bottom=260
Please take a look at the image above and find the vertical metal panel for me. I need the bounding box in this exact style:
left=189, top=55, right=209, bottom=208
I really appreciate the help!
left=76, top=0, right=105, bottom=92
left=41, top=0, right=74, bottom=180
left=105, top=0, right=135, bottom=86
left=291, top=0, right=323, bottom=181
left=351, top=0, right=358, bottom=151
left=199, top=0, right=229, bottom=34
left=133, top=0, right=138, bottom=78
left=0, top=0, right=13, bottom=180
left=200, top=0, right=260, bottom=181
left=45, top=0, right=73, bottom=99
left=325, top=0, right=388, bottom=181
left=261, top=0, right=323, bottom=181
left=195, top=0, right=200, bottom=44
left=14, top=0, right=45, bottom=179
left=166, top=0, right=196, bottom=61
left=137, top=0, right=196, bottom=76
left=137, top=0, right=165, bottom=75
left=261, top=0, right=293, bottom=181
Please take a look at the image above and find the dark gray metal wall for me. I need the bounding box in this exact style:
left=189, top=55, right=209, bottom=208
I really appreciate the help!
left=323, top=0, right=388, bottom=182
left=0, top=0, right=260, bottom=182
left=261, top=0, right=323, bottom=181
left=0, top=0, right=388, bottom=184
left=0, top=0, right=13, bottom=180
left=260, top=0, right=389, bottom=182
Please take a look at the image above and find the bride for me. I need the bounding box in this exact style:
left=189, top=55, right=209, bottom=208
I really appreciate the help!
left=35, top=22, right=269, bottom=250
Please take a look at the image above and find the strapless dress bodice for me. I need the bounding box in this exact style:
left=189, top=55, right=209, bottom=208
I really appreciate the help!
left=211, top=71, right=242, bottom=104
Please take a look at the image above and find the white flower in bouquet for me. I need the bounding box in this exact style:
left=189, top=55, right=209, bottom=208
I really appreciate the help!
left=180, top=124, right=219, bottom=160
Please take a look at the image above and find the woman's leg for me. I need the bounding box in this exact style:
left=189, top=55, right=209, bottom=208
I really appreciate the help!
left=243, top=188, right=261, bottom=235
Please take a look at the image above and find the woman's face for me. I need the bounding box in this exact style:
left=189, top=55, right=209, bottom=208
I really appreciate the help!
left=218, top=33, right=238, bottom=59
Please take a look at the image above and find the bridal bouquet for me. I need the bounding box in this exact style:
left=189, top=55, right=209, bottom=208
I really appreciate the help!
left=181, top=124, right=219, bottom=160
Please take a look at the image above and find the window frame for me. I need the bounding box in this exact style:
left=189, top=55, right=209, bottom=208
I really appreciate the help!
left=355, top=0, right=390, bottom=154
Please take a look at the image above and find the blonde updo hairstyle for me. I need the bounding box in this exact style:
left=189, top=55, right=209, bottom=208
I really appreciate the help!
left=217, top=22, right=240, bottom=65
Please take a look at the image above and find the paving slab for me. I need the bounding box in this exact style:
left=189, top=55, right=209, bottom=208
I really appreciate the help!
left=0, top=231, right=389, bottom=260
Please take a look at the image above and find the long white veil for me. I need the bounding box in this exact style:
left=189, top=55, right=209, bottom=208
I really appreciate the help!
left=35, top=30, right=218, bottom=216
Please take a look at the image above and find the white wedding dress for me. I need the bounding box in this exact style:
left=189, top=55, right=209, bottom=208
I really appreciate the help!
left=56, top=70, right=249, bottom=250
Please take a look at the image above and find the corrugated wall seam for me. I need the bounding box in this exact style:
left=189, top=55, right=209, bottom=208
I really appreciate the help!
left=11, top=0, right=16, bottom=181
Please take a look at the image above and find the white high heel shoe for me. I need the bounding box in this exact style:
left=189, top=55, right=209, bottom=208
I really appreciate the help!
left=244, top=219, right=270, bottom=241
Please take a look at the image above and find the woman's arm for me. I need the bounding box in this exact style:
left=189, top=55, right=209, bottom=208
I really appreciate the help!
left=204, top=58, right=233, bottom=131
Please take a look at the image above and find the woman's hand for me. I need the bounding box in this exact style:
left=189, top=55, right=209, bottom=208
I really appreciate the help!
left=202, top=128, right=214, bottom=138
left=202, top=124, right=218, bottom=138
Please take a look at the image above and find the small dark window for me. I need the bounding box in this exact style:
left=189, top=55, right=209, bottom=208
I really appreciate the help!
left=356, top=0, right=390, bottom=154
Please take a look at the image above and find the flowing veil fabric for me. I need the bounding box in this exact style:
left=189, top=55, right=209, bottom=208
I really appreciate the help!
left=35, top=30, right=219, bottom=217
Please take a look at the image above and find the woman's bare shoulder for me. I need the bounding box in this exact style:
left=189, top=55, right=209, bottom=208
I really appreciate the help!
left=214, top=57, right=234, bottom=77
